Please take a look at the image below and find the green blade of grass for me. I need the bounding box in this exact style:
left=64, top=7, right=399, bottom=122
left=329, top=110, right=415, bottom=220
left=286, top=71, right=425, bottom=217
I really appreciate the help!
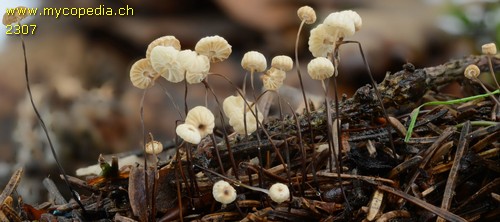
left=404, top=89, right=500, bottom=142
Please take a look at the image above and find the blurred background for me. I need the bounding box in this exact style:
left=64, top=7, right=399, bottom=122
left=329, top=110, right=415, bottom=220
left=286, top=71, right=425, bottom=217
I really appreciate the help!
left=0, top=0, right=498, bottom=202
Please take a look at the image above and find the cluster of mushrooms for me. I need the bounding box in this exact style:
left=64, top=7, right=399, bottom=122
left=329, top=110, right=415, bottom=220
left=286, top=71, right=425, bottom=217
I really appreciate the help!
left=128, top=6, right=367, bottom=206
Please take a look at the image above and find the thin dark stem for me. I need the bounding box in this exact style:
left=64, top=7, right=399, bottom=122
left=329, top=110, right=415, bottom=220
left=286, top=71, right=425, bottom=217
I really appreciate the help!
left=250, top=71, right=265, bottom=189
left=342, top=40, right=397, bottom=158
left=184, top=74, right=188, bottom=116
left=20, top=34, right=88, bottom=216
left=139, top=90, right=151, bottom=218
left=295, top=21, right=316, bottom=163
left=202, top=80, right=240, bottom=180
left=158, top=81, right=183, bottom=119
left=210, top=134, right=226, bottom=175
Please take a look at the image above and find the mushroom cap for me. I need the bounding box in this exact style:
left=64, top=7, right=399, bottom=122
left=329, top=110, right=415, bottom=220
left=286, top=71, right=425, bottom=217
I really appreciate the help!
left=323, top=12, right=355, bottom=38
left=229, top=109, right=263, bottom=135
left=261, top=75, right=283, bottom=91
left=3, top=6, right=29, bottom=25
left=145, top=140, right=163, bottom=155
left=482, top=43, right=497, bottom=55
left=212, top=180, right=237, bottom=205
left=195, top=35, right=232, bottom=63
left=176, top=123, right=202, bottom=144
left=297, top=6, right=316, bottom=24
left=185, top=106, right=215, bottom=138
left=267, top=67, right=286, bottom=82
left=223, top=95, right=246, bottom=118
left=271, top=55, right=294, bottom=72
left=308, top=24, right=336, bottom=58
left=341, top=10, right=362, bottom=31
left=464, top=64, right=481, bottom=80
left=178, top=50, right=210, bottom=84
left=268, top=183, right=290, bottom=204
left=307, top=57, right=335, bottom=80
left=146, top=36, right=181, bottom=58
left=129, top=58, right=159, bottom=89
left=150, top=46, right=185, bottom=83
left=241, top=51, right=267, bottom=73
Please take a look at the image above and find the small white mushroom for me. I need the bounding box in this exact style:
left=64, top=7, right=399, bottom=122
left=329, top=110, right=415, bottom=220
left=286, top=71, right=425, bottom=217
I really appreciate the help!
left=307, top=57, right=335, bottom=80
left=129, top=58, right=159, bottom=89
left=241, top=51, right=267, bottom=73
left=271, top=55, right=294, bottom=72
left=297, top=6, right=316, bottom=24
left=175, top=123, right=202, bottom=145
left=145, top=140, right=163, bottom=155
left=146, top=35, right=181, bottom=58
left=482, top=43, right=497, bottom=55
left=195, top=35, right=232, bottom=63
left=185, top=106, right=215, bottom=138
left=212, top=180, right=237, bottom=205
left=308, top=24, right=336, bottom=58
left=464, top=64, right=480, bottom=80
left=268, top=183, right=290, bottom=204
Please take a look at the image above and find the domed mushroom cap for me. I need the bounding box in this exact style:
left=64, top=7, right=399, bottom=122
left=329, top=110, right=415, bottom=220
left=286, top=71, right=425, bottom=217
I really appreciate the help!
left=176, top=123, right=202, bottom=144
left=297, top=6, right=316, bottom=24
left=3, top=6, right=29, bottom=25
left=271, top=55, right=294, bottom=72
left=129, top=58, right=159, bottom=89
left=482, top=43, right=497, bottom=55
left=185, top=106, right=215, bottom=138
left=241, top=51, right=267, bottom=73
left=212, top=180, right=237, bottom=205
left=150, top=46, right=185, bottom=83
left=145, top=140, right=163, bottom=155
left=195, top=35, right=232, bottom=63
left=177, top=50, right=210, bottom=84
left=146, top=35, right=181, bottom=58
left=268, top=183, right=290, bottom=204
left=323, top=12, right=355, bottom=38
left=307, top=57, right=335, bottom=80
left=341, top=10, right=362, bottom=31
left=308, top=24, right=336, bottom=58
left=464, top=64, right=481, bottom=79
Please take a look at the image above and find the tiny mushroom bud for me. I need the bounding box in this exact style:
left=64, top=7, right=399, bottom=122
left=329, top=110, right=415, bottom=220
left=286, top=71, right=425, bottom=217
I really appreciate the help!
left=195, top=35, right=232, bottom=63
left=323, top=12, right=356, bottom=38
left=178, top=50, right=211, bottom=84
left=307, top=57, right=335, bottom=80
left=241, top=51, right=267, bottom=73
left=150, top=46, right=185, bottom=83
left=268, top=183, right=290, bottom=204
left=3, top=6, right=29, bottom=25
left=308, top=24, right=336, bottom=58
left=129, top=58, right=159, bottom=89
left=176, top=123, right=202, bottom=144
left=482, top=43, right=497, bottom=55
left=146, top=35, right=181, bottom=58
left=212, top=180, right=237, bottom=205
left=145, top=140, right=163, bottom=155
left=464, top=64, right=481, bottom=79
left=185, top=106, right=215, bottom=138
left=271, top=55, right=294, bottom=72
left=297, top=6, right=316, bottom=24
